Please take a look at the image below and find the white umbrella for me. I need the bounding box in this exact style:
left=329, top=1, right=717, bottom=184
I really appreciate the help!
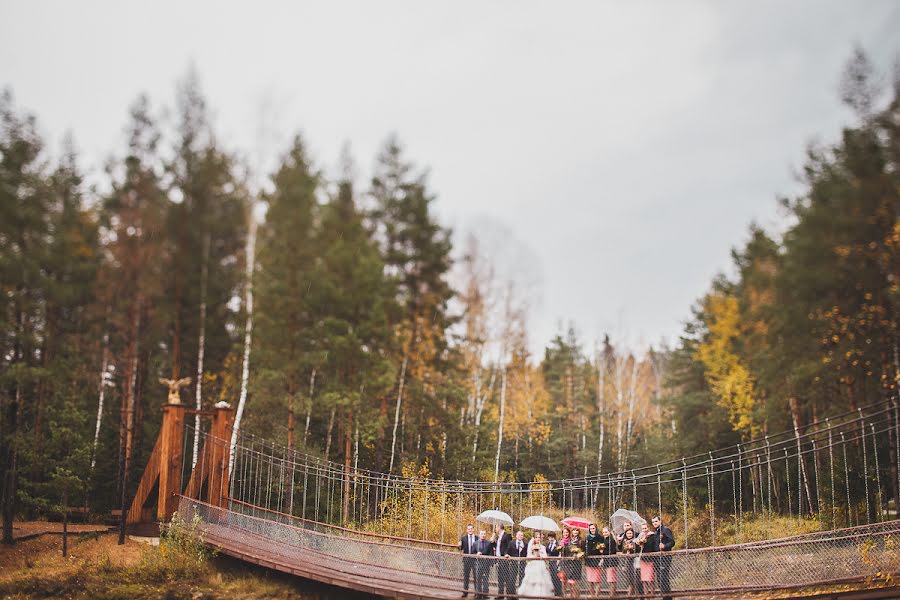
left=519, top=515, right=561, bottom=532
left=610, top=508, right=646, bottom=535
left=476, top=509, right=514, bottom=527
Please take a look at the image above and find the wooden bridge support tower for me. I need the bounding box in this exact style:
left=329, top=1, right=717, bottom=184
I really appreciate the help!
left=127, top=401, right=234, bottom=532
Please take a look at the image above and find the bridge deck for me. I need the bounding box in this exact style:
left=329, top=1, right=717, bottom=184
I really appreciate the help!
left=181, top=497, right=900, bottom=599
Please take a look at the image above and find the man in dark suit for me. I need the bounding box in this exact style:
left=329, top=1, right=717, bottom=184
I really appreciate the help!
left=651, top=516, right=675, bottom=600
left=475, top=529, right=495, bottom=600
left=459, top=523, right=479, bottom=597
left=493, top=525, right=513, bottom=598
left=509, top=529, right=529, bottom=588
left=545, top=531, right=562, bottom=596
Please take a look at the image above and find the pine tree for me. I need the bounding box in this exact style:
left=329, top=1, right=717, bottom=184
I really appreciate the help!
left=369, top=137, right=454, bottom=472
left=0, top=90, right=52, bottom=543
left=251, top=136, right=321, bottom=447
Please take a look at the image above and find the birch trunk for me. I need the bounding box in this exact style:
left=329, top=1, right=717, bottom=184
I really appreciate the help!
left=472, top=368, right=497, bottom=462
left=596, top=350, right=607, bottom=476
left=789, top=397, right=815, bottom=514
left=388, top=355, right=407, bottom=473
left=192, top=232, right=210, bottom=467
left=303, top=369, right=316, bottom=449
left=229, top=207, right=258, bottom=476
left=91, top=332, right=110, bottom=472
left=621, top=356, right=640, bottom=472
left=325, top=407, right=337, bottom=462
left=494, top=367, right=507, bottom=480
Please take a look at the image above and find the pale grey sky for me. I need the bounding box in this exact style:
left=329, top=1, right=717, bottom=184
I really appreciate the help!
left=2, top=1, right=898, bottom=355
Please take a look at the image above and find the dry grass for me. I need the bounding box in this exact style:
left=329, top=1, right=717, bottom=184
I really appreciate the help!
left=0, top=531, right=372, bottom=599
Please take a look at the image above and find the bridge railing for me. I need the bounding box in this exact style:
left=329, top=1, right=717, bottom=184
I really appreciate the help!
left=180, top=495, right=900, bottom=597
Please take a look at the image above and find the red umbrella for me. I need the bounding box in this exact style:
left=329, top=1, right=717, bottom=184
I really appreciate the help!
left=560, top=516, right=592, bottom=530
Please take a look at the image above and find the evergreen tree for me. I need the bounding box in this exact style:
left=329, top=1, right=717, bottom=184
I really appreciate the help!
left=369, top=137, right=455, bottom=472
left=0, top=91, right=52, bottom=543
left=250, top=136, right=321, bottom=448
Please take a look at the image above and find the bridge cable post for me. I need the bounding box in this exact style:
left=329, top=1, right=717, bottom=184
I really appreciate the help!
left=657, top=465, right=662, bottom=522
left=440, top=483, right=446, bottom=543
left=861, top=414, right=871, bottom=524
left=894, top=401, right=900, bottom=514
left=278, top=446, right=285, bottom=516
left=681, top=458, right=688, bottom=550
left=828, top=426, right=836, bottom=529
left=631, top=470, right=637, bottom=510
left=737, top=445, right=743, bottom=542
left=288, top=448, right=295, bottom=518
left=812, top=437, right=822, bottom=529
left=871, top=423, right=883, bottom=522
left=841, top=432, right=851, bottom=526
left=798, top=434, right=803, bottom=523
left=423, top=479, right=429, bottom=541
left=407, top=479, right=413, bottom=541
left=731, top=461, right=737, bottom=544
left=707, top=453, right=715, bottom=547
left=302, top=462, right=309, bottom=521
left=766, top=440, right=773, bottom=535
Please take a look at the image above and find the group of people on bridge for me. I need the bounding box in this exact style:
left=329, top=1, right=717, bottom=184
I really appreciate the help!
left=459, top=515, right=674, bottom=599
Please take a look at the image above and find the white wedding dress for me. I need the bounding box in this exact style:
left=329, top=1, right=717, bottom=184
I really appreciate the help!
left=517, top=542, right=554, bottom=599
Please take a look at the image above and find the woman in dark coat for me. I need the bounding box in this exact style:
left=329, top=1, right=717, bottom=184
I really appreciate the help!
left=637, top=522, right=658, bottom=595
left=620, top=528, right=640, bottom=596
left=585, top=523, right=605, bottom=596
left=600, top=526, right=619, bottom=597
left=561, top=526, right=585, bottom=597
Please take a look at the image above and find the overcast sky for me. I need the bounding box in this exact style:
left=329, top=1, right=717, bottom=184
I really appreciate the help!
left=2, top=1, right=898, bottom=356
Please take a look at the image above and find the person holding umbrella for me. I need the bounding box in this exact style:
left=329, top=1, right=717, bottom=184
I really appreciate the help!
left=494, top=524, right=514, bottom=597
left=619, top=528, right=640, bottom=597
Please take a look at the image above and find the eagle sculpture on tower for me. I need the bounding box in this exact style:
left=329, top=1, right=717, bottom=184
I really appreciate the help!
left=159, top=377, right=192, bottom=405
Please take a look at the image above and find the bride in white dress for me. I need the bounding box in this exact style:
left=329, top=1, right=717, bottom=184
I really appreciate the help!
left=517, top=534, right=555, bottom=599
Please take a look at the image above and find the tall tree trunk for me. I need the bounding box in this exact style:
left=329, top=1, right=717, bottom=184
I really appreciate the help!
left=472, top=368, right=497, bottom=463
left=192, top=232, right=210, bottom=467
left=1, top=383, right=21, bottom=544
left=91, top=332, right=110, bottom=472
left=789, top=397, right=815, bottom=514
left=389, top=356, right=407, bottom=473
left=343, top=415, right=352, bottom=525
left=303, top=369, right=316, bottom=449
left=494, top=367, right=507, bottom=481
left=118, top=300, right=141, bottom=545
left=287, top=408, right=295, bottom=451
left=229, top=208, right=258, bottom=475
left=324, top=407, right=337, bottom=462
left=61, top=483, right=69, bottom=557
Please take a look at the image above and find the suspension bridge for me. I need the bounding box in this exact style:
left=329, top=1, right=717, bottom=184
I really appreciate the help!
left=126, top=399, right=900, bottom=598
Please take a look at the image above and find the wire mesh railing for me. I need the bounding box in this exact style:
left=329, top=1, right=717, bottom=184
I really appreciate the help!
left=180, top=398, right=900, bottom=550
left=180, top=496, right=900, bottom=598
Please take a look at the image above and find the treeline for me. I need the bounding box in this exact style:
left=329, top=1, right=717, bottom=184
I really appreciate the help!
left=665, top=49, right=899, bottom=462
left=1, top=50, right=897, bottom=543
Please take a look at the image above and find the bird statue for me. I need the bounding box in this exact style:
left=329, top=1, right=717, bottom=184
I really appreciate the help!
left=159, top=377, right=192, bottom=405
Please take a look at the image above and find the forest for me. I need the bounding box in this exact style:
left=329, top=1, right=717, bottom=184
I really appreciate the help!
left=1, top=49, right=897, bottom=544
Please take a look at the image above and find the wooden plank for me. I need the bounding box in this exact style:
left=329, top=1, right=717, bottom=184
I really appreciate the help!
left=126, top=432, right=162, bottom=524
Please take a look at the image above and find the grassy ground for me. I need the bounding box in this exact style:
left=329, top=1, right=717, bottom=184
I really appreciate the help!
left=0, top=528, right=376, bottom=599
